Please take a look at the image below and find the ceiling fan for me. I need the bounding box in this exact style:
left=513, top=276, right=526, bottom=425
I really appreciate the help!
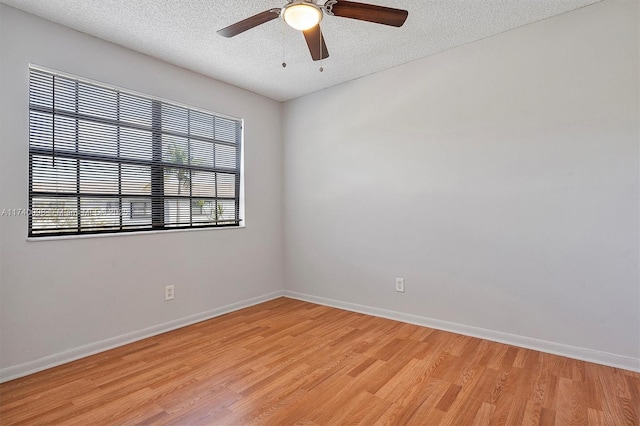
left=217, top=0, right=408, bottom=62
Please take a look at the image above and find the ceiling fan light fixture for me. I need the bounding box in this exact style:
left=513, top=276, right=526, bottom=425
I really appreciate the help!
left=282, top=1, right=323, bottom=31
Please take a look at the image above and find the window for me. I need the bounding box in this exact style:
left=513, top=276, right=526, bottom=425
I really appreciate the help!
left=28, top=67, right=242, bottom=237
left=128, top=201, right=150, bottom=219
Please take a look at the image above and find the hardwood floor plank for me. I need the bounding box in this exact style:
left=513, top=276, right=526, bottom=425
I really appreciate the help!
left=1, top=297, right=638, bottom=426
left=385, top=378, right=445, bottom=425
left=504, top=396, right=529, bottom=425
left=488, top=392, right=514, bottom=425
left=440, top=392, right=484, bottom=425
left=539, top=406, right=557, bottom=426
left=554, top=377, right=588, bottom=426
left=407, top=379, right=450, bottom=425
left=347, top=356, right=378, bottom=378
left=587, top=407, right=605, bottom=425
left=521, top=399, right=544, bottom=426
left=435, top=383, right=462, bottom=412
left=471, top=401, right=495, bottom=426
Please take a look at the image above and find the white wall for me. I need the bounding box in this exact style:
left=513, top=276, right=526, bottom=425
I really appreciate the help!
left=0, top=5, right=284, bottom=379
left=284, top=0, right=639, bottom=368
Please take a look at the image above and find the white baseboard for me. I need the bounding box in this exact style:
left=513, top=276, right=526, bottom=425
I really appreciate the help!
left=3, top=289, right=637, bottom=383
left=283, top=290, right=640, bottom=373
left=0, top=290, right=284, bottom=383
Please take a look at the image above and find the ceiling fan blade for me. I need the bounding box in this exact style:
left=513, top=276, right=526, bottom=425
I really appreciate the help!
left=303, top=25, right=329, bottom=61
left=328, top=1, right=408, bottom=27
left=217, top=9, right=281, bottom=38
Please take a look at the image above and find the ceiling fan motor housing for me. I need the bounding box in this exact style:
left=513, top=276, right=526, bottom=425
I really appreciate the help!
left=324, top=0, right=338, bottom=15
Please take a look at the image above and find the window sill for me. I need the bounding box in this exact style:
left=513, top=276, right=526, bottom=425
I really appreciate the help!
left=26, top=224, right=246, bottom=242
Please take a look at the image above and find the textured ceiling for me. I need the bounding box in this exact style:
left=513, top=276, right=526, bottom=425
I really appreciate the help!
left=2, top=0, right=600, bottom=101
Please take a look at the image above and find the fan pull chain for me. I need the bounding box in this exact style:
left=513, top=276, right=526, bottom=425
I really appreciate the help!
left=319, top=27, right=324, bottom=72
left=281, top=23, right=287, bottom=68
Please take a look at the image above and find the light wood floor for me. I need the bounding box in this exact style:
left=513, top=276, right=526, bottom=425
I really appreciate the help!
left=1, top=297, right=638, bottom=425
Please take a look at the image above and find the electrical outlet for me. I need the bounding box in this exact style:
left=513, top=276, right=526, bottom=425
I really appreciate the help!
left=395, top=278, right=405, bottom=293
left=165, top=285, right=175, bottom=301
